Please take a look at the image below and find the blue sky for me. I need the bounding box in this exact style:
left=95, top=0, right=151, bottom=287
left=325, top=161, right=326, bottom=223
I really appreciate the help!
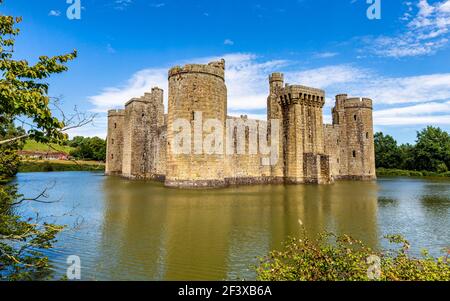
left=2, top=0, right=450, bottom=144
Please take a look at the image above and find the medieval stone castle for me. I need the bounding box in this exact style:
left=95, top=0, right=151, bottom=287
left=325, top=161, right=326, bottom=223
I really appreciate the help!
left=106, top=59, right=376, bottom=188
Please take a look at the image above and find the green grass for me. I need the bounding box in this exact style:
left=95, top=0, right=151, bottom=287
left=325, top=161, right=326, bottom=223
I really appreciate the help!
left=19, top=160, right=105, bottom=172
left=22, top=139, right=75, bottom=154
left=377, top=168, right=450, bottom=178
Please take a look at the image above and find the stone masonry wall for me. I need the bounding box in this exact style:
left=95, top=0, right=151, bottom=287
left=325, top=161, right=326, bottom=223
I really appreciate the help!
left=105, top=59, right=376, bottom=188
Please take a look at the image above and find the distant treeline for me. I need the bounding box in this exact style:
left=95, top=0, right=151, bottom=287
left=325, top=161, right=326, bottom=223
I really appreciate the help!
left=65, top=136, right=106, bottom=161
left=375, top=126, right=450, bottom=176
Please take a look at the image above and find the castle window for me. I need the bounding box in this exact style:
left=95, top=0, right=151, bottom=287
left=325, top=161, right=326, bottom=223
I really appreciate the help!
left=354, top=115, right=357, bottom=121
left=142, top=112, right=145, bottom=117
left=191, top=111, right=195, bottom=121
left=337, top=158, right=339, bottom=163
left=112, top=139, right=114, bottom=145
left=111, top=154, right=114, bottom=159
left=366, top=132, right=369, bottom=139
left=352, top=150, right=356, bottom=158
left=114, top=123, right=117, bottom=129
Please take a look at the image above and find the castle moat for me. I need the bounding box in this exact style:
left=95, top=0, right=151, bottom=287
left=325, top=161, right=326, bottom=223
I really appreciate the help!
left=14, top=171, right=450, bottom=280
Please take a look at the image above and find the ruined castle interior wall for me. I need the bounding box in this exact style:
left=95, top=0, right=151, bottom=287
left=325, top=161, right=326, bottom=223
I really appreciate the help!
left=165, top=61, right=228, bottom=187
left=105, top=110, right=125, bottom=175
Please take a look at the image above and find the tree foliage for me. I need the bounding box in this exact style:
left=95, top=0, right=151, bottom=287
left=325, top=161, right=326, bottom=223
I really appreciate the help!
left=0, top=117, right=25, bottom=182
left=69, top=136, right=106, bottom=161
left=375, top=126, right=450, bottom=174
left=256, top=231, right=450, bottom=281
left=0, top=184, right=64, bottom=280
left=0, top=7, right=77, bottom=145
left=0, top=1, right=76, bottom=280
left=374, top=132, right=401, bottom=169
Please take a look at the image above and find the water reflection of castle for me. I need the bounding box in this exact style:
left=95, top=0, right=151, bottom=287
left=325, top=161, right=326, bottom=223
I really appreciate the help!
left=98, top=178, right=378, bottom=280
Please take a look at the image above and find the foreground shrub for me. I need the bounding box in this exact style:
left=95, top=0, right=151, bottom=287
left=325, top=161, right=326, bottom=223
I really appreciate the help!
left=256, top=232, right=449, bottom=281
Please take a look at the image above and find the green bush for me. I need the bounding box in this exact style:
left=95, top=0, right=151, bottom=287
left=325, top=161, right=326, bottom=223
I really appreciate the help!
left=256, top=232, right=450, bottom=281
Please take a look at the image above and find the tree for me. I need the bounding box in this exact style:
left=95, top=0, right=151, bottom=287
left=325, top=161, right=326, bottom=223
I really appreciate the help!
left=69, top=136, right=106, bottom=161
left=398, top=143, right=415, bottom=171
left=0, top=1, right=79, bottom=280
left=88, top=137, right=106, bottom=161
left=0, top=118, right=25, bottom=182
left=413, top=126, right=450, bottom=172
left=0, top=13, right=78, bottom=145
left=374, top=132, right=402, bottom=169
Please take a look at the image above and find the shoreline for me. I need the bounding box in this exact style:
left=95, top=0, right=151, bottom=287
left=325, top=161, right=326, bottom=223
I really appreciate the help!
left=18, top=160, right=105, bottom=172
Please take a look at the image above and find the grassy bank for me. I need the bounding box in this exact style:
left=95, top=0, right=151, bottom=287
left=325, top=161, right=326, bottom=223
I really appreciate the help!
left=23, top=139, right=75, bottom=154
left=19, top=160, right=105, bottom=172
left=377, top=168, right=450, bottom=178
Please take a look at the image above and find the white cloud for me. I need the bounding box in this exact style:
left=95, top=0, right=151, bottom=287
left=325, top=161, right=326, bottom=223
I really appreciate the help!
left=114, top=0, right=133, bottom=10
left=48, top=10, right=61, bottom=17
left=224, top=39, right=235, bottom=45
left=313, top=52, right=339, bottom=59
left=368, top=0, right=450, bottom=57
left=374, top=101, right=450, bottom=125
left=88, top=67, right=168, bottom=113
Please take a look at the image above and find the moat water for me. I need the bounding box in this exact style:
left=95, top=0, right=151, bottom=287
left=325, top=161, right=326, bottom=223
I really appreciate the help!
left=13, top=171, right=450, bottom=280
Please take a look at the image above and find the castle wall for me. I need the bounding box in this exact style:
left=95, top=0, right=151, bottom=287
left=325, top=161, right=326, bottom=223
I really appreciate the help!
left=323, top=124, right=341, bottom=177
left=105, top=110, right=125, bottom=175
left=121, top=98, right=151, bottom=178
left=224, top=116, right=272, bottom=185
left=165, top=60, right=228, bottom=188
left=105, top=59, right=376, bottom=188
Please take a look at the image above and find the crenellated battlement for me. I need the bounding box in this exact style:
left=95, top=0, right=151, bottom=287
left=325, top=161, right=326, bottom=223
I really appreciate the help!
left=108, top=109, right=125, bottom=117
left=168, top=59, right=225, bottom=80
left=269, top=72, right=284, bottom=83
left=344, top=97, right=373, bottom=109
left=278, top=85, right=325, bottom=107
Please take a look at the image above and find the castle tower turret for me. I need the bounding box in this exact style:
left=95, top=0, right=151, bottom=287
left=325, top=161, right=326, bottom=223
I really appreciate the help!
left=267, top=73, right=284, bottom=179
left=329, top=95, right=376, bottom=180
left=165, top=59, right=227, bottom=188
left=276, top=84, right=330, bottom=184
left=121, top=87, right=165, bottom=179
left=105, top=109, right=125, bottom=175
left=343, top=97, right=376, bottom=179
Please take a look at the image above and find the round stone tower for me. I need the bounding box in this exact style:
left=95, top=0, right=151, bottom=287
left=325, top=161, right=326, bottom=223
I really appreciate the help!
left=105, top=109, right=125, bottom=175
left=343, top=97, right=376, bottom=180
left=165, top=59, right=227, bottom=188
